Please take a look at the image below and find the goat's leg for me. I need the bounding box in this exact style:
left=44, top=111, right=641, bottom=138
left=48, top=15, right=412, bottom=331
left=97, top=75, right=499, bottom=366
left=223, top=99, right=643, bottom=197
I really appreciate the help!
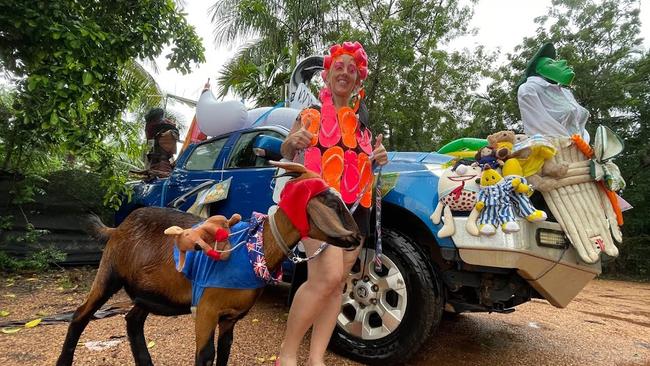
left=215, top=317, right=241, bottom=366
left=126, top=305, right=153, bottom=366
left=194, top=304, right=221, bottom=366
left=56, top=268, right=122, bottom=366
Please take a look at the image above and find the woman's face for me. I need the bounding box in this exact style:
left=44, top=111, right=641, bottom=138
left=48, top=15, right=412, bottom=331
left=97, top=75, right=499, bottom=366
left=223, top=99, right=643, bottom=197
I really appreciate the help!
left=326, top=54, right=360, bottom=100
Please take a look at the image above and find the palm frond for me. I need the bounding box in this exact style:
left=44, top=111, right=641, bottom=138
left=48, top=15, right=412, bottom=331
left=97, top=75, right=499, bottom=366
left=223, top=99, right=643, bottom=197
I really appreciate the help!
left=119, top=60, right=163, bottom=114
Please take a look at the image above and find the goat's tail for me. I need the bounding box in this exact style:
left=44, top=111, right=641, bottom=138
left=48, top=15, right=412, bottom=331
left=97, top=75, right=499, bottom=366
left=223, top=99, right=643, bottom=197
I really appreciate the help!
left=83, top=213, right=115, bottom=244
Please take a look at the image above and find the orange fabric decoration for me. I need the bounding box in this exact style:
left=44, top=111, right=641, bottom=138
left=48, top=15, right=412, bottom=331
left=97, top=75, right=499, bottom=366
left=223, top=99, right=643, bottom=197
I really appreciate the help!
left=571, top=134, right=593, bottom=158
left=602, top=182, right=624, bottom=225
left=571, top=134, right=623, bottom=225
left=353, top=89, right=366, bottom=113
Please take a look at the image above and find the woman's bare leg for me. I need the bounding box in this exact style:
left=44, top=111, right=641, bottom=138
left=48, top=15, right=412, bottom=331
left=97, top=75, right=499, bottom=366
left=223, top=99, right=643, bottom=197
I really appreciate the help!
left=307, top=244, right=362, bottom=366
left=278, top=238, right=344, bottom=366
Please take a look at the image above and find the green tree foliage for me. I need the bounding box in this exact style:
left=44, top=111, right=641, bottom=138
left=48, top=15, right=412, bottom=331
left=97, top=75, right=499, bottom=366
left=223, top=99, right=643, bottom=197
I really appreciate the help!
left=211, top=0, right=330, bottom=69
left=214, top=0, right=489, bottom=151
left=330, top=0, right=490, bottom=150
left=0, top=0, right=205, bottom=207
left=216, top=45, right=290, bottom=107
left=211, top=0, right=331, bottom=103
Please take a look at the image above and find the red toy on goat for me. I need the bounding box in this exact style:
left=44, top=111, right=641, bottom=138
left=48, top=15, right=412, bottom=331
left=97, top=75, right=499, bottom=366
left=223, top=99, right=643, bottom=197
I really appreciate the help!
left=164, top=213, right=242, bottom=271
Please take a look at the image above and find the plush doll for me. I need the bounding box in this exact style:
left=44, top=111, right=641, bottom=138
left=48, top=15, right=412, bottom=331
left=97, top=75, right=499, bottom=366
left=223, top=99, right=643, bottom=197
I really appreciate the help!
left=164, top=213, right=242, bottom=271
left=501, top=159, right=547, bottom=222
left=475, top=167, right=521, bottom=235
left=472, top=146, right=503, bottom=170
left=487, top=130, right=517, bottom=161
left=431, top=162, right=482, bottom=237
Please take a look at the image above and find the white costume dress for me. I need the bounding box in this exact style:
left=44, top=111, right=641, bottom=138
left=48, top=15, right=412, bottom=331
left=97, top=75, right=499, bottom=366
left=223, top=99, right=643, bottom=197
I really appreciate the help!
left=518, top=76, right=590, bottom=143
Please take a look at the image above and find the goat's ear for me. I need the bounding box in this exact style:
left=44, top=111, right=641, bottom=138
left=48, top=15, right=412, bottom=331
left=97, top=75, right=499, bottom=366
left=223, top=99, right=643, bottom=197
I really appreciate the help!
left=164, top=226, right=184, bottom=235
left=272, top=171, right=301, bottom=179
left=270, top=161, right=307, bottom=174
left=228, top=213, right=241, bottom=227
left=307, top=199, right=353, bottom=238
left=176, top=252, right=186, bottom=272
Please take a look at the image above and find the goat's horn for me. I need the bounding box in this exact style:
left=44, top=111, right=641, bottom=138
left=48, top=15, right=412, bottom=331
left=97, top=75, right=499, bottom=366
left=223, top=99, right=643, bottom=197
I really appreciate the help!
left=272, top=171, right=301, bottom=179
left=228, top=214, right=242, bottom=226
left=164, top=226, right=184, bottom=235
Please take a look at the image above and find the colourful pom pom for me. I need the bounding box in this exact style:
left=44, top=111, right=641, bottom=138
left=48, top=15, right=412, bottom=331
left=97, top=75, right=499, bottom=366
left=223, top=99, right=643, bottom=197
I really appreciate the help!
left=206, top=249, right=221, bottom=261
left=323, top=55, right=332, bottom=70
left=324, top=41, right=369, bottom=80
left=358, top=67, right=368, bottom=80
left=214, top=228, right=229, bottom=242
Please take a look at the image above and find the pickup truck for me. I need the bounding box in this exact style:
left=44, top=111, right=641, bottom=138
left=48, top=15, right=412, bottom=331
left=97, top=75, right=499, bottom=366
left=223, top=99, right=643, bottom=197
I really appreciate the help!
left=116, top=57, right=607, bottom=365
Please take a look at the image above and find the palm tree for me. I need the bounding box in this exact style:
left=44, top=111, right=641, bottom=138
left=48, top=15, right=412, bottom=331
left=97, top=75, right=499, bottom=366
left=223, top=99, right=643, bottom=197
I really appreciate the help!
left=210, top=0, right=331, bottom=102
left=216, top=42, right=290, bottom=106
left=119, top=59, right=164, bottom=116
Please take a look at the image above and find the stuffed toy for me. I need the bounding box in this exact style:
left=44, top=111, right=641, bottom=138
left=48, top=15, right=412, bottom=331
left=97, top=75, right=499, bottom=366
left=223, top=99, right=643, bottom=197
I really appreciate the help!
left=164, top=213, right=242, bottom=271
left=487, top=130, right=516, bottom=161
left=510, top=134, right=569, bottom=192
left=431, top=162, right=482, bottom=237
left=472, top=146, right=503, bottom=170
left=501, top=159, right=547, bottom=222
left=475, top=167, right=521, bottom=235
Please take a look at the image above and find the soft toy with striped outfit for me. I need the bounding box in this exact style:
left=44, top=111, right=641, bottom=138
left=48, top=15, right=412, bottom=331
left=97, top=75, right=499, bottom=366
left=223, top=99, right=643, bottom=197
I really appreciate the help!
left=475, top=167, right=522, bottom=235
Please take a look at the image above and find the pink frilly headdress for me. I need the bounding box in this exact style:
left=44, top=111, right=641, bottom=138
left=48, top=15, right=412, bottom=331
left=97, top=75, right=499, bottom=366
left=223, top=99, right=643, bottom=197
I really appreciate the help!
left=322, top=41, right=368, bottom=81
left=317, top=41, right=370, bottom=151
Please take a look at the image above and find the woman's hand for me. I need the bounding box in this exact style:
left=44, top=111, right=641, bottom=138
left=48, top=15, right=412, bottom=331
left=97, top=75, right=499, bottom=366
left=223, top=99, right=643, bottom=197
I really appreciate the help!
left=371, top=134, right=388, bottom=166
left=290, top=125, right=313, bottom=151
left=281, top=119, right=314, bottom=159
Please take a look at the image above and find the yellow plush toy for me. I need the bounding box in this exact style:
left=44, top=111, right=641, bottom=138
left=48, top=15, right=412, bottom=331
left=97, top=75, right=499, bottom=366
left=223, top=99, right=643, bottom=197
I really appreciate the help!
left=502, top=159, right=548, bottom=222
left=475, top=168, right=521, bottom=235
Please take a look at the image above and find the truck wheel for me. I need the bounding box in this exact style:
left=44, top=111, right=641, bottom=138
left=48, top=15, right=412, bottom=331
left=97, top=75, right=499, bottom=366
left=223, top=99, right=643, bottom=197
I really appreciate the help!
left=329, top=228, right=443, bottom=365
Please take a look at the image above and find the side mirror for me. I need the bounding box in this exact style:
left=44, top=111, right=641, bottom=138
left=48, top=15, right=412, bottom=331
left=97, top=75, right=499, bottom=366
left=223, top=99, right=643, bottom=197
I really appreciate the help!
left=253, top=134, right=284, bottom=161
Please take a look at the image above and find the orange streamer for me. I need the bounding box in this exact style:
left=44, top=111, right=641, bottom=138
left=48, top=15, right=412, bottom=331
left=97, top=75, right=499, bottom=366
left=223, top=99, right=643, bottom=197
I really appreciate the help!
left=572, top=134, right=623, bottom=225
left=571, top=134, right=593, bottom=159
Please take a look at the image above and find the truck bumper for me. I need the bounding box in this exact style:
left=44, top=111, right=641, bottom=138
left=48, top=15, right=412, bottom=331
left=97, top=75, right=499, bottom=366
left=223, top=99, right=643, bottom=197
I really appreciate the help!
left=451, top=218, right=601, bottom=308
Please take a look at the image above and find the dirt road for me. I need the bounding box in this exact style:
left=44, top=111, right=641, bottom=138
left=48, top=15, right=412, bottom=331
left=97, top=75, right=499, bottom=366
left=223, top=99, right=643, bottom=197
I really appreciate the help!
left=0, top=269, right=648, bottom=365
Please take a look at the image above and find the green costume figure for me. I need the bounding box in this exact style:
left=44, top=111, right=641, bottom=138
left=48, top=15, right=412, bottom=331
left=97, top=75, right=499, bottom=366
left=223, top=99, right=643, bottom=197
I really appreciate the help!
left=517, top=43, right=590, bottom=143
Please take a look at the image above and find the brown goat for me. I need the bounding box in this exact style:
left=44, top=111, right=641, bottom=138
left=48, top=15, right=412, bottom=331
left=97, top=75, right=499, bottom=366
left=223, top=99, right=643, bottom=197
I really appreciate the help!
left=56, top=162, right=361, bottom=366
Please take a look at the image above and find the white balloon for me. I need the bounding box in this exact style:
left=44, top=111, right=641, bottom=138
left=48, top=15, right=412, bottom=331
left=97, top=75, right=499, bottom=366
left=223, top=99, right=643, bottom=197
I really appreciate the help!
left=245, top=107, right=300, bottom=129
left=196, top=91, right=247, bottom=137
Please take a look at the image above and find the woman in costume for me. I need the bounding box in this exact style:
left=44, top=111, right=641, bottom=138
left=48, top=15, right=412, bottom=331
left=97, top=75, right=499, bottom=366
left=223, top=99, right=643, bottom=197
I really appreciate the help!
left=278, top=41, right=388, bottom=366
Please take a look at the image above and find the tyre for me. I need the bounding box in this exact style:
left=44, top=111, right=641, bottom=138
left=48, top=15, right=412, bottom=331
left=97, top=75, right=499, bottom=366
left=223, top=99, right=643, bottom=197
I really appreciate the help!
left=329, top=228, right=443, bottom=365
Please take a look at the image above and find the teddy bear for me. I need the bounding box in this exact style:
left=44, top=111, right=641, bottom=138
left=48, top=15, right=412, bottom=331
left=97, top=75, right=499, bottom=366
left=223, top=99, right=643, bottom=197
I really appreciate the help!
left=485, top=130, right=548, bottom=221
left=431, top=162, right=482, bottom=237
left=475, top=167, right=522, bottom=235
left=164, top=213, right=241, bottom=271
left=510, top=134, right=569, bottom=192
left=487, top=130, right=517, bottom=161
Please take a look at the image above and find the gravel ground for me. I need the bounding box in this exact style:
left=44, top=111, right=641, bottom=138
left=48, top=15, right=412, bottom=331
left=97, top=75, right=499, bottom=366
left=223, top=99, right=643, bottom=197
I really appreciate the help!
left=0, top=268, right=649, bottom=366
